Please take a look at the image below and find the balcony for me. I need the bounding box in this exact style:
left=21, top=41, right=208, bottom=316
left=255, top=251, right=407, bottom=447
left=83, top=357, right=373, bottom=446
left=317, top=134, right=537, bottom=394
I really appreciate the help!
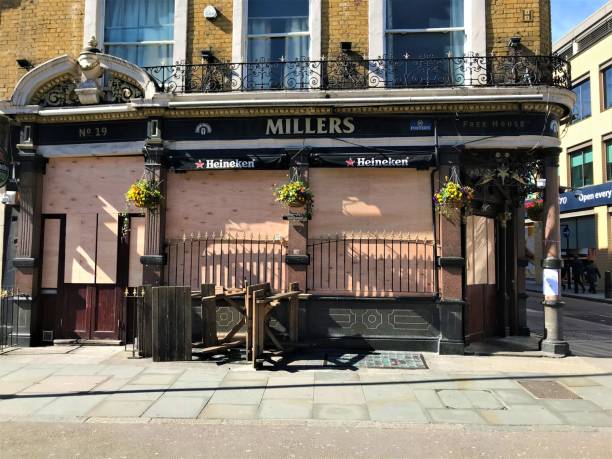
left=143, top=55, right=570, bottom=94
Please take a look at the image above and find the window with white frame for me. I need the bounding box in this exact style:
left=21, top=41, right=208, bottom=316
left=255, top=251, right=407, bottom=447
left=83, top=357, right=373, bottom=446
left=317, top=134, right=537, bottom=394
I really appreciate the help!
left=104, top=0, right=175, bottom=67
left=385, top=0, right=465, bottom=59
left=246, top=0, right=310, bottom=89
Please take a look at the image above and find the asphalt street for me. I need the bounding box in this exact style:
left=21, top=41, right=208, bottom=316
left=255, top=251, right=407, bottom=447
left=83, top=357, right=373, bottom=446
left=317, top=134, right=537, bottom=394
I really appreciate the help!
left=527, top=293, right=612, bottom=358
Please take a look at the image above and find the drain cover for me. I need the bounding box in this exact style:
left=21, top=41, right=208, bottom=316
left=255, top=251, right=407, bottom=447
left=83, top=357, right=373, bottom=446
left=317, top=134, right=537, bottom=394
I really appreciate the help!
left=325, top=351, right=427, bottom=369
left=518, top=380, right=581, bottom=400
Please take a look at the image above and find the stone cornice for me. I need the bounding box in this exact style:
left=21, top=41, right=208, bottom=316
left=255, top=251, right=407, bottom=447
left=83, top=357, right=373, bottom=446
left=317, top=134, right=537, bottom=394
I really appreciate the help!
left=12, top=101, right=565, bottom=124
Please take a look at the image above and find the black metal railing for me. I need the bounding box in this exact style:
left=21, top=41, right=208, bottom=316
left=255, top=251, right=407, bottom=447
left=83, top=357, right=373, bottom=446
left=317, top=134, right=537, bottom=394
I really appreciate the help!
left=0, top=289, right=27, bottom=353
left=144, top=55, right=570, bottom=93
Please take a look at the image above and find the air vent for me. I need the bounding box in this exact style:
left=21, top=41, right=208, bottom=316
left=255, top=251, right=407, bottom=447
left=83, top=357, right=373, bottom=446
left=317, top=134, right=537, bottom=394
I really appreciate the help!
left=42, top=330, right=54, bottom=342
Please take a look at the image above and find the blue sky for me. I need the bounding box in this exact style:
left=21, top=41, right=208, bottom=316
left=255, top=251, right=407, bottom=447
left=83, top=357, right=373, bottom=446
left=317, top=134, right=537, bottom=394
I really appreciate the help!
left=551, top=0, right=609, bottom=42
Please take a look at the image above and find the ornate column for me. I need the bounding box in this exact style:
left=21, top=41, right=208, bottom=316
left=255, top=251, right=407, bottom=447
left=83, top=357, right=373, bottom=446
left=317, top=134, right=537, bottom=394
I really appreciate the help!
left=436, top=154, right=465, bottom=355
left=140, top=120, right=167, bottom=286
left=541, top=149, right=569, bottom=356
left=285, top=150, right=310, bottom=291
left=12, top=125, right=45, bottom=346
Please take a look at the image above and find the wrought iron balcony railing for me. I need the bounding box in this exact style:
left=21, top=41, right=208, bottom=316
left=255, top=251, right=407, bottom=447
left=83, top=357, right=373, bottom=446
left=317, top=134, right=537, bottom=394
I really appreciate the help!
left=143, top=55, right=570, bottom=94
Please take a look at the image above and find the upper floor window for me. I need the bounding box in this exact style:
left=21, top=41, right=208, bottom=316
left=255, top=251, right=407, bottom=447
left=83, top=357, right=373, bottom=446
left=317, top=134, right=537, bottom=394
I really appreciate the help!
left=606, top=140, right=612, bottom=181
left=603, top=65, right=612, bottom=111
left=572, top=79, right=592, bottom=122
left=246, top=0, right=310, bottom=89
left=570, top=147, right=593, bottom=188
left=104, top=0, right=175, bottom=67
left=385, top=0, right=465, bottom=59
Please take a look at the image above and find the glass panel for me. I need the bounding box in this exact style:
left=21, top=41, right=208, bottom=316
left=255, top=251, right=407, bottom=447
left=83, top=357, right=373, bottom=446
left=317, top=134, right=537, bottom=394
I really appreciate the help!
left=386, top=31, right=465, bottom=58
left=571, top=165, right=583, bottom=188
left=604, top=66, right=612, bottom=110
left=576, top=216, right=596, bottom=249
left=386, top=0, right=464, bottom=29
left=107, top=44, right=174, bottom=67
left=583, top=160, right=593, bottom=186
left=248, top=0, right=309, bottom=34
left=247, top=36, right=310, bottom=89
left=570, top=152, right=583, bottom=168
left=583, top=149, right=593, bottom=164
left=572, top=79, right=591, bottom=121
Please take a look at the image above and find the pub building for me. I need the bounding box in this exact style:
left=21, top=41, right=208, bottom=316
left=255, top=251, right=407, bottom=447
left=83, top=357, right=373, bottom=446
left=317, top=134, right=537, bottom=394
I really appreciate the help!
left=0, top=0, right=575, bottom=356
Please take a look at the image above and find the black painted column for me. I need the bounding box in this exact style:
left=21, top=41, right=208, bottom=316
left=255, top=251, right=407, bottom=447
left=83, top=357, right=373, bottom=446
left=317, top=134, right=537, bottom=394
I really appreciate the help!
left=141, top=120, right=167, bottom=286
left=286, top=150, right=309, bottom=291
left=436, top=153, right=465, bottom=355
left=12, top=125, right=45, bottom=346
left=515, top=204, right=530, bottom=336
left=541, top=149, right=569, bottom=356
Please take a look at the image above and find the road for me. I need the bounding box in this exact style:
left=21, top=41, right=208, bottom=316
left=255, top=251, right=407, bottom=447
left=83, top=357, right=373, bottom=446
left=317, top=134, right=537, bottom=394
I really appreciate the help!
left=527, top=293, right=612, bottom=357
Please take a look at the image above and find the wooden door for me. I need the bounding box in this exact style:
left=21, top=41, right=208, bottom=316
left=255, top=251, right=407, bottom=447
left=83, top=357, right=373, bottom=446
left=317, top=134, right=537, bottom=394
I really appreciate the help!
left=465, top=216, right=497, bottom=342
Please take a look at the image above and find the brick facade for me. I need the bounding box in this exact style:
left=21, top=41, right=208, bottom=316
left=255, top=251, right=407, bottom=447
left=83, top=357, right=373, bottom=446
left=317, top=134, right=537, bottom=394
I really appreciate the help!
left=0, top=0, right=553, bottom=100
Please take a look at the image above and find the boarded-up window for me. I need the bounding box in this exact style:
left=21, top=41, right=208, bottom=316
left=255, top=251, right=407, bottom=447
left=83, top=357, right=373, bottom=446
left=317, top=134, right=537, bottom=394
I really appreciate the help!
left=41, top=219, right=61, bottom=289
left=309, top=169, right=433, bottom=238
left=466, top=216, right=496, bottom=286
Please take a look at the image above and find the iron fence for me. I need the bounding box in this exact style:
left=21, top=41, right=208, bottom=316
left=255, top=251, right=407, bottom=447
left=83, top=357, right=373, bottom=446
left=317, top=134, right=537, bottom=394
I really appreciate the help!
left=165, top=234, right=288, bottom=292
left=307, top=235, right=437, bottom=297
left=0, top=289, right=27, bottom=353
left=144, top=55, right=570, bottom=93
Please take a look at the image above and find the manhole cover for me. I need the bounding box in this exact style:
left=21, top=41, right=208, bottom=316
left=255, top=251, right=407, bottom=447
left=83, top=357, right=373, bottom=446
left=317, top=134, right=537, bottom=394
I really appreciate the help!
left=518, top=380, right=581, bottom=400
left=325, top=351, right=427, bottom=369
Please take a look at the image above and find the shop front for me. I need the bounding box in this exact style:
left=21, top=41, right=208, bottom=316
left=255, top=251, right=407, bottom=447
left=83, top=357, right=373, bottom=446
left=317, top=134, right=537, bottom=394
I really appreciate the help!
left=0, top=48, right=574, bottom=355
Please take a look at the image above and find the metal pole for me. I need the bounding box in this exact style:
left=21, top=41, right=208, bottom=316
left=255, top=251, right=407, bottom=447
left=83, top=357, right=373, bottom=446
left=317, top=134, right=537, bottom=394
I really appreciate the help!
left=605, top=271, right=612, bottom=299
left=541, top=151, right=569, bottom=356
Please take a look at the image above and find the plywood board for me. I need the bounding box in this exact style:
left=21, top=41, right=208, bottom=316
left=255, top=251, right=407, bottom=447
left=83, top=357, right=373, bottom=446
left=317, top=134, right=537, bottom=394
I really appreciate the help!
left=473, top=216, right=489, bottom=285
left=95, top=214, right=118, bottom=284
left=128, top=217, right=146, bottom=287
left=165, top=170, right=288, bottom=240
left=41, top=219, right=61, bottom=289
left=309, top=169, right=434, bottom=238
left=64, top=214, right=97, bottom=284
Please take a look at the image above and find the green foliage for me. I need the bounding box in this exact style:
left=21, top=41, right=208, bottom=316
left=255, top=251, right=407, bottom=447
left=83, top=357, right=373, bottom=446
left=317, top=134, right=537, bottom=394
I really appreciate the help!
left=273, top=179, right=314, bottom=207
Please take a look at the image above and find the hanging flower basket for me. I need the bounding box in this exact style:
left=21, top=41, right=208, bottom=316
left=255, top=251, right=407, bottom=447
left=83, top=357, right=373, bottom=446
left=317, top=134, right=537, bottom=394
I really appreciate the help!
left=273, top=179, right=313, bottom=208
left=433, top=178, right=474, bottom=221
left=525, top=198, right=544, bottom=221
left=125, top=178, right=163, bottom=209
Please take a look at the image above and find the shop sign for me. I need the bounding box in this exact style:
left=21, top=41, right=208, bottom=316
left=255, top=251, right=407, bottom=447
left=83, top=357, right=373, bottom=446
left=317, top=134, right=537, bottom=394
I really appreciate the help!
left=38, top=121, right=148, bottom=145
left=559, top=182, right=612, bottom=212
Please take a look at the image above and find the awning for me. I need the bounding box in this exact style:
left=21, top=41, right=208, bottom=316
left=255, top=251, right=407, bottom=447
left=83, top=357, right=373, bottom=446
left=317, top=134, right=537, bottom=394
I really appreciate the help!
left=310, top=150, right=434, bottom=169
left=167, top=150, right=290, bottom=171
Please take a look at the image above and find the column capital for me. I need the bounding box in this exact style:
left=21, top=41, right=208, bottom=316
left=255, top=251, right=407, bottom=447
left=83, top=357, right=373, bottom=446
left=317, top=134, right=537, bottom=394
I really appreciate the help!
left=543, top=148, right=562, bottom=167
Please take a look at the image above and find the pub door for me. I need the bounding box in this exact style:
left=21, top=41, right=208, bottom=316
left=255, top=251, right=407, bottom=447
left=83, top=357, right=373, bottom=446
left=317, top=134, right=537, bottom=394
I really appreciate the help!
left=465, top=216, right=498, bottom=342
left=39, top=214, right=132, bottom=342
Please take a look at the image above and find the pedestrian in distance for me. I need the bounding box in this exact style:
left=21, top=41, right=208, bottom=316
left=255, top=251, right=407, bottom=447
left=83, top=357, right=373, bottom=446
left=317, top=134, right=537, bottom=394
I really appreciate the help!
left=584, top=260, right=601, bottom=294
left=571, top=257, right=586, bottom=294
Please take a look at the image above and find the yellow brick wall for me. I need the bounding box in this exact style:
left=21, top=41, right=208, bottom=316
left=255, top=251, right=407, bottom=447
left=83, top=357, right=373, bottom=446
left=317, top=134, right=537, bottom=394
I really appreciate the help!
left=322, top=0, right=369, bottom=58
left=188, top=0, right=233, bottom=63
left=486, top=0, right=552, bottom=55
left=0, top=0, right=84, bottom=100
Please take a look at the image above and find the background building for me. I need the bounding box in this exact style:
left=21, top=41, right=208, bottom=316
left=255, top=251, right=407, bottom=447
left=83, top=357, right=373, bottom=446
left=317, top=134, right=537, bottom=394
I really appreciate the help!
left=552, top=2, right=612, bottom=285
left=0, top=1, right=572, bottom=355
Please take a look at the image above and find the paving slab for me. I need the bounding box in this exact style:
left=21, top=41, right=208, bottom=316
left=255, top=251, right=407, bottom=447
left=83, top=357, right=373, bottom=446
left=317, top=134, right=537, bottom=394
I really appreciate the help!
left=480, top=406, right=563, bottom=425
left=129, top=373, right=178, bottom=386
left=571, top=386, right=612, bottom=409
left=0, top=381, right=34, bottom=396
left=175, top=369, right=228, bottom=383
left=557, top=377, right=600, bottom=387
left=87, top=400, right=152, bottom=418
left=258, top=399, right=313, bottom=419
left=35, top=394, right=108, bottom=417
left=0, top=395, right=57, bottom=417
left=313, top=403, right=369, bottom=421
left=0, top=368, right=56, bottom=383
left=263, top=378, right=314, bottom=400
left=437, top=390, right=472, bottom=409
left=463, top=390, right=505, bottom=410
left=108, top=384, right=168, bottom=401
left=560, top=410, right=612, bottom=427
left=91, top=377, right=131, bottom=393
left=143, top=396, right=207, bottom=418
left=200, top=403, right=259, bottom=420
left=21, top=375, right=109, bottom=395
left=367, top=401, right=428, bottom=422
left=314, top=370, right=360, bottom=383
left=164, top=381, right=217, bottom=399
left=413, top=389, right=445, bottom=409
left=588, top=375, right=612, bottom=389
left=361, top=382, right=416, bottom=402
left=141, top=367, right=187, bottom=375
left=95, top=366, right=144, bottom=378
left=493, top=389, right=538, bottom=405
left=208, top=382, right=265, bottom=405
left=313, top=384, right=365, bottom=405
left=428, top=409, right=485, bottom=424
left=543, top=399, right=604, bottom=412
left=52, top=365, right=104, bottom=376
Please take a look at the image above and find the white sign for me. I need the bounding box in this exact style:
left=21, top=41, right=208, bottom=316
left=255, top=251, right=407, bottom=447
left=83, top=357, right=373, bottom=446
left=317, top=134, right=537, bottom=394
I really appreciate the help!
left=543, top=268, right=559, bottom=297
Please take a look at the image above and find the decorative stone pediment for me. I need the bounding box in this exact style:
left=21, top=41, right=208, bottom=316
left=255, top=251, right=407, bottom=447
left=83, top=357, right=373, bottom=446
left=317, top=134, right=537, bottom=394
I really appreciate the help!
left=11, top=37, right=156, bottom=107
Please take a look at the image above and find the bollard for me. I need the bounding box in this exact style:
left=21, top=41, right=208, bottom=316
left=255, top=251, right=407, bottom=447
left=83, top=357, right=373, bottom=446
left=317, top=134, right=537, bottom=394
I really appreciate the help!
left=605, top=271, right=612, bottom=299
